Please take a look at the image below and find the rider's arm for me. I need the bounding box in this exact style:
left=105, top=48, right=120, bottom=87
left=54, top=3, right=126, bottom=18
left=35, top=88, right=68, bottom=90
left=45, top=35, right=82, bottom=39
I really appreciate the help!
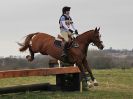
left=60, top=16, right=69, bottom=30
left=71, top=22, right=78, bottom=34
left=61, top=21, right=69, bottom=30
left=71, top=23, right=76, bottom=31
left=70, top=17, right=77, bottom=31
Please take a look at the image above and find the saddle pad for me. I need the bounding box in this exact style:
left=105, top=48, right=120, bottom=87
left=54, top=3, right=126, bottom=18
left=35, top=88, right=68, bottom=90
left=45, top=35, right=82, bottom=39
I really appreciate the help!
left=54, top=40, right=62, bottom=48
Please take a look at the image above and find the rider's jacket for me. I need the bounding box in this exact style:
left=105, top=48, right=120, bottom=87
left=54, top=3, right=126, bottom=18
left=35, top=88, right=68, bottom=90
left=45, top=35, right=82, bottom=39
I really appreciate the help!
left=59, top=14, right=76, bottom=32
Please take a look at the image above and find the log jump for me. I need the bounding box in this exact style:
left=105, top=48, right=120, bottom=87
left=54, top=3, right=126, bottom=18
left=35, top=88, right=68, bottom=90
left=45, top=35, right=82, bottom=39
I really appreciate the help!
left=0, top=66, right=82, bottom=94
left=0, top=66, right=80, bottom=78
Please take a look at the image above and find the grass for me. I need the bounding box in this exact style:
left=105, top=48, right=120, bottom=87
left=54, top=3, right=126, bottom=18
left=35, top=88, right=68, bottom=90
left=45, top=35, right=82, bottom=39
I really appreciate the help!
left=0, top=68, right=133, bottom=99
left=0, top=76, right=55, bottom=87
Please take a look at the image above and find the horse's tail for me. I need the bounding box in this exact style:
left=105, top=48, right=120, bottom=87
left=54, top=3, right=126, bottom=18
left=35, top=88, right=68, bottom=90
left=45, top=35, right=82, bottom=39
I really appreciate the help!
left=18, top=33, right=38, bottom=52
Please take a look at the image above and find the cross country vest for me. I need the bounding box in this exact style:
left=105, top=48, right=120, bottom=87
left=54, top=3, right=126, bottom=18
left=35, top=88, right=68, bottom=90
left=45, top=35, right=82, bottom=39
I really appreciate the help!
left=59, top=15, right=73, bottom=28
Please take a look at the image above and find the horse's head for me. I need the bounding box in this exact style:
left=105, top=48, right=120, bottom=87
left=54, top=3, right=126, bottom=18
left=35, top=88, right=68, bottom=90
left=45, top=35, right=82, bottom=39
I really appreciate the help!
left=91, top=27, right=104, bottom=50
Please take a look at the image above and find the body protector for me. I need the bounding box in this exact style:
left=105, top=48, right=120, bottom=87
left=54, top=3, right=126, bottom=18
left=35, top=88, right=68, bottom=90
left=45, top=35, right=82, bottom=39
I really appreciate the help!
left=59, top=15, right=76, bottom=32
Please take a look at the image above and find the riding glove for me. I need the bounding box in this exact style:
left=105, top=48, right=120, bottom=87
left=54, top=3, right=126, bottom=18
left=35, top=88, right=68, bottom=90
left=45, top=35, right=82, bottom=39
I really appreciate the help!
left=69, top=29, right=73, bottom=33
left=75, top=30, right=78, bottom=34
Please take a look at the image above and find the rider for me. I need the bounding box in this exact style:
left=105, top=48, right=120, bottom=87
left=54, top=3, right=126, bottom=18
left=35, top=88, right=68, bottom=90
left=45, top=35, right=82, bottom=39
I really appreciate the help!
left=59, top=6, right=78, bottom=57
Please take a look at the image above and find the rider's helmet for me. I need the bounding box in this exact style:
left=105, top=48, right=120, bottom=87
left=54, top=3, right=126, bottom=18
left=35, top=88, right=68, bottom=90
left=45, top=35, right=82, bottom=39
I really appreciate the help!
left=62, top=6, right=71, bottom=14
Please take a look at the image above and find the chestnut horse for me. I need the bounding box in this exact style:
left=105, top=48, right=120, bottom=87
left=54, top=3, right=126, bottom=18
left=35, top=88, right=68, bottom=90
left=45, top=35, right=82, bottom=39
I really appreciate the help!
left=18, top=27, right=104, bottom=86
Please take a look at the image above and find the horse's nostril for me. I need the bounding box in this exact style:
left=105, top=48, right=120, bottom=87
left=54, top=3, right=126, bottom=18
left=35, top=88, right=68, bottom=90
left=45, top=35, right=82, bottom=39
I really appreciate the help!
left=102, top=45, right=104, bottom=48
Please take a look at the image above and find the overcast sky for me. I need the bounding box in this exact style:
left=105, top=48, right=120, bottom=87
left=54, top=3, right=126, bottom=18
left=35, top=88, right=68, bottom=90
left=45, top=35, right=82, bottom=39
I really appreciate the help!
left=0, top=0, right=133, bottom=57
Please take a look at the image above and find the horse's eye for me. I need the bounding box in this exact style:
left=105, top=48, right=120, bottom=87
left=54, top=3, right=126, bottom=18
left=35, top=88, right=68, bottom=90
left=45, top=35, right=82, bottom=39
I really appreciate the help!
left=96, top=35, right=99, bottom=38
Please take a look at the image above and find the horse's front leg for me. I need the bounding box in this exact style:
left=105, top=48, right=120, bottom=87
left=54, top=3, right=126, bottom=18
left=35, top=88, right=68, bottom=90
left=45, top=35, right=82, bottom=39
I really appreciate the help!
left=83, top=59, right=98, bottom=86
left=76, top=61, right=87, bottom=83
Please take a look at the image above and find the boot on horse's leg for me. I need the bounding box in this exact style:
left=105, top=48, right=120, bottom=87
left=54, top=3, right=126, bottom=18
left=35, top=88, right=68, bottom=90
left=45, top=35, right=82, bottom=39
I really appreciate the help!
left=61, top=42, right=68, bottom=57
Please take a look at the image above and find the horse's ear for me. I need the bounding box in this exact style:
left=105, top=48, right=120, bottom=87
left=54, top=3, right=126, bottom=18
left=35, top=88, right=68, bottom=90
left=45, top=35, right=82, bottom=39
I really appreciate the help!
left=98, top=27, right=100, bottom=31
left=94, top=27, right=97, bottom=33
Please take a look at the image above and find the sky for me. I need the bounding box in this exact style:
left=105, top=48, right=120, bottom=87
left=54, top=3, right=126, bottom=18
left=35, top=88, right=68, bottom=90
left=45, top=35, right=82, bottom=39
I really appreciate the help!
left=0, top=0, right=133, bottom=57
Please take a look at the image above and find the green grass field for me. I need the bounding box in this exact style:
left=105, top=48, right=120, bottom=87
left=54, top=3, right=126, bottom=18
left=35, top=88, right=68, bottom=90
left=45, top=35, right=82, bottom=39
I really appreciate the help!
left=0, top=68, right=133, bottom=99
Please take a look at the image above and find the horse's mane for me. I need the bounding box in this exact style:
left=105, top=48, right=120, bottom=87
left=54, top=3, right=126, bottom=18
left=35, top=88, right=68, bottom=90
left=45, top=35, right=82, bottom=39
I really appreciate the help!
left=80, top=30, right=94, bottom=35
left=76, top=29, right=94, bottom=39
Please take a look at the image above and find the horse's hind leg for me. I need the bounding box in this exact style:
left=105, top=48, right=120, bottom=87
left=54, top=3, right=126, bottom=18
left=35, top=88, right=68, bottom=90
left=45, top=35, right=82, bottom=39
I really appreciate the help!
left=26, top=46, right=34, bottom=62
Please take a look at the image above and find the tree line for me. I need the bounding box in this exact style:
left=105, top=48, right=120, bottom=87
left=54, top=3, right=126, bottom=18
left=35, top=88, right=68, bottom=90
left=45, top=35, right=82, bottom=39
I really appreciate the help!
left=87, top=49, right=133, bottom=69
left=0, top=49, right=133, bottom=70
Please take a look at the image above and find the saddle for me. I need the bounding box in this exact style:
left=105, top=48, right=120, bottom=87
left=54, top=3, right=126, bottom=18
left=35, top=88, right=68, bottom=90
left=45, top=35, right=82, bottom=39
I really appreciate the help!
left=54, top=34, right=79, bottom=48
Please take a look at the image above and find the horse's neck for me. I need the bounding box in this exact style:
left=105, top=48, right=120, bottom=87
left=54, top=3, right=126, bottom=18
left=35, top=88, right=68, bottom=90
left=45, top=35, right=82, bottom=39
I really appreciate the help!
left=77, top=31, right=93, bottom=46
left=76, top=31, right=93, bottom=55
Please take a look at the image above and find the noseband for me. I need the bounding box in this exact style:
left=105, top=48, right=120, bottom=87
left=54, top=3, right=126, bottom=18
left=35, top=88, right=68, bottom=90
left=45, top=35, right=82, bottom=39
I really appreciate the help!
left=91, top=33, right=102, bottom=46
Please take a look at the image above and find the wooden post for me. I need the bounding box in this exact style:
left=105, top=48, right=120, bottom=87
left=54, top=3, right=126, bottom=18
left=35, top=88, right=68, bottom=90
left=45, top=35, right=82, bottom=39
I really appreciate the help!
left=79, top=73, right=83, bottom=93
left=56, top=73, right=82, bottom=91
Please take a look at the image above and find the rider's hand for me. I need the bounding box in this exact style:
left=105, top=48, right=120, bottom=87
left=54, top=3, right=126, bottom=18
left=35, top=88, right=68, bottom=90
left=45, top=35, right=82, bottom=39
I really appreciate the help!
left=69, top=29, right=73, bottom=33
left=75, top=30, right=78, bottom=34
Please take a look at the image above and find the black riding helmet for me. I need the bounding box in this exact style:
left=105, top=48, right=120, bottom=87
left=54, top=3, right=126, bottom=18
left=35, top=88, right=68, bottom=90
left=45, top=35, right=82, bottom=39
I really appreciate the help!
left=62, top=6, right=71, bottom=14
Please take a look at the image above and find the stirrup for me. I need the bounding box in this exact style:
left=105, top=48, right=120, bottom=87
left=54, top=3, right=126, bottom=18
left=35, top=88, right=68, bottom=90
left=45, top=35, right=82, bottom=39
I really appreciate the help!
left=61, top=50, right=67, bottom=57
left=61, top=53, right=67, bottom=57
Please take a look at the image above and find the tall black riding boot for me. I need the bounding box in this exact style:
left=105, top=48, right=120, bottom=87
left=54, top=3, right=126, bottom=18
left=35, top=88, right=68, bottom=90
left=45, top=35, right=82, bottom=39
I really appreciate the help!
left=72, top=37, right=79, bottom=48
left=61, top=42, right=68, bottom=57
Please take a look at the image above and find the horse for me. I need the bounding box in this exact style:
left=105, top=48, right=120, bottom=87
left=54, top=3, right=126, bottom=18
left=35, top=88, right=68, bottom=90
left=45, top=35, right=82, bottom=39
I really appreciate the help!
left=18, top=27, right=104, bottom=87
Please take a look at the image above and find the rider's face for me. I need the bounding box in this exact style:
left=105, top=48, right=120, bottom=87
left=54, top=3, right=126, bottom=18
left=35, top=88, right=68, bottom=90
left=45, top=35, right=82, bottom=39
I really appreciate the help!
left=65, top=11, right=70, bottom=15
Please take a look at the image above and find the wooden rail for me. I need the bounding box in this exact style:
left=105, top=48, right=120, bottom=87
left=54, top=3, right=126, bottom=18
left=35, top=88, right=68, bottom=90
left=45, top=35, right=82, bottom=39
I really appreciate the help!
left=0, top=66, right=80, bottom=78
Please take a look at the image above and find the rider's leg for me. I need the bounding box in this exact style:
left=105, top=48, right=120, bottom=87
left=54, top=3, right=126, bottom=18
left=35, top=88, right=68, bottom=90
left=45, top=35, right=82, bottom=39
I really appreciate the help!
left=61, top=41, right=68, bottom=57
left=60, top=31, right=69, bottom=57
left=72, top=37, right=79, bottom=47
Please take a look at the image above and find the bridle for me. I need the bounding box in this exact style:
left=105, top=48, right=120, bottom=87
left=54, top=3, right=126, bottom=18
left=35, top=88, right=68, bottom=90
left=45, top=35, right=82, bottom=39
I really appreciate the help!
left=91, top=34, right=102, bottom=46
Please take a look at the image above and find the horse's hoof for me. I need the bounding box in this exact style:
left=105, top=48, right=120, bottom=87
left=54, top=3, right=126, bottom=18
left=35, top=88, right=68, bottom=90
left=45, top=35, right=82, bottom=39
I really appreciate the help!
left=26, top=55, right=33, bottom=62
left=94, top=82, right=99, bottom=86
left=87, top=81, right=93, bottom=88
left=93, top=79, right=99, bottom=86
left=26, top=55, right=31, bottom=59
